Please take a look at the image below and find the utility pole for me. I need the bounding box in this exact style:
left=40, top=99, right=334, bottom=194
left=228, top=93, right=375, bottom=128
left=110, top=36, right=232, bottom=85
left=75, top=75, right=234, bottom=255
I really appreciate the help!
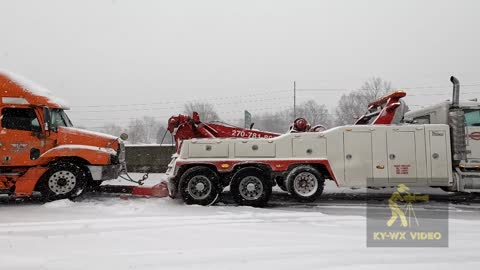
left=293, top=81, right=296, bottom=119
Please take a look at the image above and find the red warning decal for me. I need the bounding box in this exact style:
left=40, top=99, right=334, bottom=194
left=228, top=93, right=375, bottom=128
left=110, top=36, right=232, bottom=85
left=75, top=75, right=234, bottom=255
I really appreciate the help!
left=394, top=164, right=410, bottom=175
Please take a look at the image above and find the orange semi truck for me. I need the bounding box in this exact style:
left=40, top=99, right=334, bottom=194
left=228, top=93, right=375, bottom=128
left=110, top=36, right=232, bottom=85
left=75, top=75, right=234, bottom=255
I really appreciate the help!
left=0, top=71, right=127, bottom=201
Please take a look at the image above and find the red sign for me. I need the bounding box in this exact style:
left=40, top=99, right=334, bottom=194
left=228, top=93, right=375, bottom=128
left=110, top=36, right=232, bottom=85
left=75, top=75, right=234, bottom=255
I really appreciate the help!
left=394, top=164, right=410, bottom=175
left=469, top=132, right=480, bottom=140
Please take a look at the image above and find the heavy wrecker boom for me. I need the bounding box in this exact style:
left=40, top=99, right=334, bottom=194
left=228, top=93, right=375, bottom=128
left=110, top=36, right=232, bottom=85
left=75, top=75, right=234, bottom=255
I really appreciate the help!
left=168, top=91, right=409, bottom=151
left=167, top=112, right=280, bottom=151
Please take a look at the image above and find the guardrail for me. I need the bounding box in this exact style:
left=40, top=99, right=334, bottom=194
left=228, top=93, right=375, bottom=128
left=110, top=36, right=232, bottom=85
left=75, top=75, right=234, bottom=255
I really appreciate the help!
left=125, top=145, right=176, bottom=173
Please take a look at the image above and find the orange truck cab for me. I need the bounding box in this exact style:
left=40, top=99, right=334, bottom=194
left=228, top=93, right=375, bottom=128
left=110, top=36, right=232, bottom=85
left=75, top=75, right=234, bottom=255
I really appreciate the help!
left=0, top=71, right=126, bottom=200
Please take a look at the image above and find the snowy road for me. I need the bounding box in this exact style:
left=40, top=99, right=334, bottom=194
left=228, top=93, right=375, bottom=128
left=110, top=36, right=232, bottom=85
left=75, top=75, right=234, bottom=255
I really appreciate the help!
left=1, top=174, right=480, bottom=270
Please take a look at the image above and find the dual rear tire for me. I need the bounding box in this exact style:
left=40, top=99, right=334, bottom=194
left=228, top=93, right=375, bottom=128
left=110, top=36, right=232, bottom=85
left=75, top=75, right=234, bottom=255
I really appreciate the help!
left=178, top=166, right=272, bottom=207
left=230, top=167, right=272, bottom=207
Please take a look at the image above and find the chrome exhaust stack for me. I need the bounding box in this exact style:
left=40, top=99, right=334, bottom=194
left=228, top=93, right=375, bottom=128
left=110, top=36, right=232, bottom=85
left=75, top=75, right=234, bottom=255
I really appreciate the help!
left=451, top=76, right=460, bottom=107
left=449, top=76, right=467, bottom=162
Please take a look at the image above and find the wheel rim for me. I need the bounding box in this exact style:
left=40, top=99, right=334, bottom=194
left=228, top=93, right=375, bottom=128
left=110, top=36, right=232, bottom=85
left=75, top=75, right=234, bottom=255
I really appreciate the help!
left=48, top=170, right=77, bottom=195
left=239, top=176, right=263, bottom=201
left=187, top=175, right=212, bottom=200
left=293, top=172, right=318, bottom=197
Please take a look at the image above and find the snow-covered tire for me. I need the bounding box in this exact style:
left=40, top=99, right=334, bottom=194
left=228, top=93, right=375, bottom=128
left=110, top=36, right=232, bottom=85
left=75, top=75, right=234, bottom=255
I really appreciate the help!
left=230, top=167, right=272, bottom=207
left=178, top=166, right=220, bottom=206
left=286, top=165, right=324, bottom=202
left=38, top=162, right=88, bottom=202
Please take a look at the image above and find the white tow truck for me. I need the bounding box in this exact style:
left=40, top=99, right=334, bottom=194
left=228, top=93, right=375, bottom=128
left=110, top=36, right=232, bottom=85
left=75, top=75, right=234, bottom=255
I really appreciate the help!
left=166, top=76, right=477, bottom=206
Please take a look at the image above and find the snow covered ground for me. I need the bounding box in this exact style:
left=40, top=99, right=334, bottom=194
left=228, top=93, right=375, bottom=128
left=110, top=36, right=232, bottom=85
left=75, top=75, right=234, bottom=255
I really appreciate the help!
left=1, top=174, right=480, bottom=270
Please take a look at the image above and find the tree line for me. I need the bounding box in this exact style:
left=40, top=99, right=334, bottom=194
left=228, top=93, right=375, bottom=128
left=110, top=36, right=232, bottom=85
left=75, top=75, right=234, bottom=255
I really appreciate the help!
left=99, top=77, right=392, bottom=144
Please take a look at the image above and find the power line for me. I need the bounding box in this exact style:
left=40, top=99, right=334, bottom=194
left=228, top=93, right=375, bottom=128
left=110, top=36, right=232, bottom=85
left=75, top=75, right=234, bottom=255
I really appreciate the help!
left=83, top=117, right=248, bottom=130
left=70, top=96, right=292, bottom=113
left=73, top=89, right=291, bottom=108
left=293, top=83, right=480, bottom=92
left=408, top=90, right=480, bottom=97
left=296, top=88, right=350, bottom=92
left=72, top=81, right=480, bottom=129
left=74, top=105, right=294, bottom=123
left=69, top=89, right=480, bottom=114
left=69, top=82, right=480, bottom=108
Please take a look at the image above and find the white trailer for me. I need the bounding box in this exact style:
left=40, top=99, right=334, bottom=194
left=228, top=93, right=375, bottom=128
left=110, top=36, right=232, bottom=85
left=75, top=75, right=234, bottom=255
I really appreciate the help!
left=166, top=76, right=478, bottom=206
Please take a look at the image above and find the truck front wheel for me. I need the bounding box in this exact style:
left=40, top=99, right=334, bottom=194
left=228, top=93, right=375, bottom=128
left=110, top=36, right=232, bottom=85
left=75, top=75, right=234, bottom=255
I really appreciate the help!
left=178, top=166, right=221, bottom=206
left=38, top=162, right=88, bottom=201
left=286, top=165, right=325, bottom=202
left=230, top=167, right=272, bottom=207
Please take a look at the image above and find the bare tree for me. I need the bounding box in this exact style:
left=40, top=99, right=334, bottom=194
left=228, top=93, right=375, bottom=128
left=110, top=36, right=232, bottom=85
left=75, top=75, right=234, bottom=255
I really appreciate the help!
left=252, top=101, right=333, bottom=133
left=100, top=123, right=126, bottom=137
left=254, top=110, right=291, bottom=133
left=156, top=125, right=174, bottom=145
left=335, top=91, right=365, bottom=126
left=296, top=100, right=333, bottom=128
left=100, top=117, right=167, bottom=145
left=184, top=102, right=220, bottom=122
left=360, top=77, right=392, bottom=102
left=335, top=77, right=392, bottom=125
left=126, top=119, right=146, bottom=144
left=142, top=116, right=162, bottom=144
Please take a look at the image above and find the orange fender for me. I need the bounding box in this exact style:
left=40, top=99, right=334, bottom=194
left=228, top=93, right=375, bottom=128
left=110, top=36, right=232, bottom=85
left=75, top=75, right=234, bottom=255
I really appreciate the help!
left=15, top=167, right=49, bottom=196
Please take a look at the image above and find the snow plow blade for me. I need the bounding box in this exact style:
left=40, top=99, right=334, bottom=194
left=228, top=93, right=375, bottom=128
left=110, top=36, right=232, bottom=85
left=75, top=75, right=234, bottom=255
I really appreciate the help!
left=97, top=182, right=169, bottom=198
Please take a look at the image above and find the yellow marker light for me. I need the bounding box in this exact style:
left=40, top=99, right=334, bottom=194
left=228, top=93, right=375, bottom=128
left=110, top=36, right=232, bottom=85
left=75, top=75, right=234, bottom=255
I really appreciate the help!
left=221, top=164, right=230, bottom=169
left=459, top=164, right=466, bottom=168
left=376, top=165, right=385, bottom=169
left=475, top=165, right=480, bottom=168
left=275, top=164, right=284, bottom=168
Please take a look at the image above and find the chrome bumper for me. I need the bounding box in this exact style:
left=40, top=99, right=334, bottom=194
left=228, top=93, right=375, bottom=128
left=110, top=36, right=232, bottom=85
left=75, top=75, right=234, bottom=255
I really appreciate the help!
left=87, top=164, right=124, bottom=181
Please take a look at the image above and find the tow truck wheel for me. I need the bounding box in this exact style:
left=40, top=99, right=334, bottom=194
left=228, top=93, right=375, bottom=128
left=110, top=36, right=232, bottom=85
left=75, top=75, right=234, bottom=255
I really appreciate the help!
left=38, top=162, right=88, bottom=201
left=286, top=165, right=324, bottom=202
left=230, top=167, right=272, bottom=207
left=178, top=166, right=220, bottom=206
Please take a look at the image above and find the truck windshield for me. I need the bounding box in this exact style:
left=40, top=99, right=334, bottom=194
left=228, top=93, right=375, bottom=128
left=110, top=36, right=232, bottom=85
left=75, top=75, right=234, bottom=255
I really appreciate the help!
left=51, top=109, right=73, bottom=128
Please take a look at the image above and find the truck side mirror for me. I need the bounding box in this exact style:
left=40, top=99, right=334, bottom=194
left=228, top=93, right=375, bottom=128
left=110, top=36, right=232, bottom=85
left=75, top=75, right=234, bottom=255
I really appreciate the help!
left=43, top=107, right=51, bottom=131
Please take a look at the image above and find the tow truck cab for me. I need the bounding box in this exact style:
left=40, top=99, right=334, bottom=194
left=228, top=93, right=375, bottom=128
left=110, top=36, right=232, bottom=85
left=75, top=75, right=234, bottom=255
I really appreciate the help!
left=0, top=71, right=126, bottom=200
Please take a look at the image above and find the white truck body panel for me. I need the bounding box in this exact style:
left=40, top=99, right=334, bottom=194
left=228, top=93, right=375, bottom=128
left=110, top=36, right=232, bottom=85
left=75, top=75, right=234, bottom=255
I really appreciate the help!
left=177, top=124, right=452, bottom=188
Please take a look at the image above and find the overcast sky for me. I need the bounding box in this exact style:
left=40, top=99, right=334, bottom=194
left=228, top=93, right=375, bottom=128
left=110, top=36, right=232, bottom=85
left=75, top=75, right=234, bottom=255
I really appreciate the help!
left=1, top=0, right=479, bottom=129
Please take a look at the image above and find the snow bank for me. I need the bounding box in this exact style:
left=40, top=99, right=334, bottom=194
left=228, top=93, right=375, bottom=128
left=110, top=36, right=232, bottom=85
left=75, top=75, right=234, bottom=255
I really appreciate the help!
left=1, top=173, right=479, bottom=270
left=43, top=199, right=76, bottom=208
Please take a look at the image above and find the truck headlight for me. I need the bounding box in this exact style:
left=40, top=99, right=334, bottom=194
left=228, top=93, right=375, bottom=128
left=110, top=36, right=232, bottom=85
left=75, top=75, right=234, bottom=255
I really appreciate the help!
left=117, top=140, right=126, bottom=163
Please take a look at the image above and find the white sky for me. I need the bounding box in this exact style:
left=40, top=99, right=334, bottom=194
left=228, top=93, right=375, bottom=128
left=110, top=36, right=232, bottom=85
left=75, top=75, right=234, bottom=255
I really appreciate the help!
left=1, top=0, right=479, bottom=129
